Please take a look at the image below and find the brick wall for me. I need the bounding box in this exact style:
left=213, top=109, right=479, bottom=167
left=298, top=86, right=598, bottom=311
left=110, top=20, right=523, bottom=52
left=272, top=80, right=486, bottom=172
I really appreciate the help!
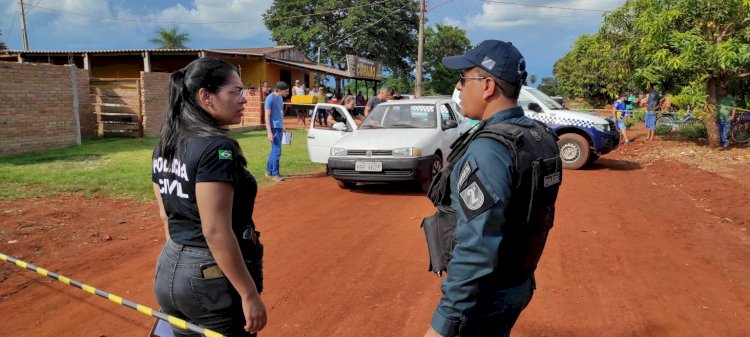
left=140, top=72, right=264, bottom=137
left=243, top=90, right=264, bottom=125
left=76, top=68, right=96, bottom=138
left=141, top=71, right=171, bottom=137
left=0, top=62, right=91, bottom=157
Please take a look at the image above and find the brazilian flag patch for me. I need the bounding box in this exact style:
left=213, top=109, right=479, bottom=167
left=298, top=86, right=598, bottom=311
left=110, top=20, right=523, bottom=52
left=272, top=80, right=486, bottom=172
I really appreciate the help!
left=218, top=149, right=233, bottom=160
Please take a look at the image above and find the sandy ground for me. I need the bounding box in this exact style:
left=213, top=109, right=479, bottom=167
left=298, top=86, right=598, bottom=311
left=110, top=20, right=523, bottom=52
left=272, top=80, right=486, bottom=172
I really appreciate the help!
left=1, top=124, right=749, bottom=337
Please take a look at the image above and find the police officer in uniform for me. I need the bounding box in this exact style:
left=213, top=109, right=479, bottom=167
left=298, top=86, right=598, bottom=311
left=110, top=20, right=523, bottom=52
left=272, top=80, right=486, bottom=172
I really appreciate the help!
left=422, top=40, right=562, bottom=337
left=152, top=58, right=266, bottom=336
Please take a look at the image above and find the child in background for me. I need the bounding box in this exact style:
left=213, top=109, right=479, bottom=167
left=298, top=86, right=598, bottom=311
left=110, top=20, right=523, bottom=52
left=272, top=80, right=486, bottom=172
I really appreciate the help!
left=613, top=95, right=632, bottom=144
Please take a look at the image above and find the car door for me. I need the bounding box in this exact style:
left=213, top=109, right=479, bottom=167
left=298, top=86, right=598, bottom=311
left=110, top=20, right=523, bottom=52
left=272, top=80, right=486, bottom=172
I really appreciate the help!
left=438, top=102, right=463, bottom=164
left=306, top=103, right=357, bottom=164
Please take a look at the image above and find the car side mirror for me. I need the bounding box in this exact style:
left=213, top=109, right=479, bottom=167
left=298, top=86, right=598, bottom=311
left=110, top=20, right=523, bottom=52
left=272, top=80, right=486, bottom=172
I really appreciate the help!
left=442, top=120, right=458, bottom=130
left=528, top=102, right=542, bottom=113
left=332, top=122, right=349, bottom=131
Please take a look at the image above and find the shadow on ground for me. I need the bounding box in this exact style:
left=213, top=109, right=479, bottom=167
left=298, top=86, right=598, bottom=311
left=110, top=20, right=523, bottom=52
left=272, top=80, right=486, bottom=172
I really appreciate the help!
left=586, top=157, right=642, bottom=171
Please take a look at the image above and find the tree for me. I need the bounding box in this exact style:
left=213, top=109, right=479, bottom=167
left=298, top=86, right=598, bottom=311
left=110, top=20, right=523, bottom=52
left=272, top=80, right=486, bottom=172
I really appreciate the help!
left=149, top=27, right=190, bottom=49
left=263, top=0, right=420, bottom=83
left=529, top=74, right=537, bottom=86
left=555, top=0, right=750, bottom=146
left=424, top=23, right=471, bottom=95
left=0, top=30, right=6, bottom=50
left=537, top=77, right=562, bottom=97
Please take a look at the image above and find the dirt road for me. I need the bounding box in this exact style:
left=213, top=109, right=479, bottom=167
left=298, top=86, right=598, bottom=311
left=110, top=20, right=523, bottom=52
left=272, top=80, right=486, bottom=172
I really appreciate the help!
left=1, top=146, right=749, bottom=336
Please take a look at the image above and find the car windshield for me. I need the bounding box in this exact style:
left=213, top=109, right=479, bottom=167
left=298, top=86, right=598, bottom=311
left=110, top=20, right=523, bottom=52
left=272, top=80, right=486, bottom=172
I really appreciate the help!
left=524, top=87, right=564, bottom=110
left=360, top=104, right=437, bottom=129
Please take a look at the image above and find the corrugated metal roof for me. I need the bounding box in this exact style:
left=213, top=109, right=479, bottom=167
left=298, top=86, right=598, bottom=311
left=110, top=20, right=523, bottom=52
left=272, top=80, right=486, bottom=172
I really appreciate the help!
left=2, top=48, right=203, bottom=54
left=267, top=57, right=380, bottom=81
left=214, top=46, right=295, bottom=55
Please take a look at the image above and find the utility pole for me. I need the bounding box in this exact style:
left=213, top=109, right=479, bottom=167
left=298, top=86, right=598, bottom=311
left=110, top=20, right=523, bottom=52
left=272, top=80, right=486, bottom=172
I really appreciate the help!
left=18, top=0, right=29, bottom=51
left=415, top=0, right=425, bottom=97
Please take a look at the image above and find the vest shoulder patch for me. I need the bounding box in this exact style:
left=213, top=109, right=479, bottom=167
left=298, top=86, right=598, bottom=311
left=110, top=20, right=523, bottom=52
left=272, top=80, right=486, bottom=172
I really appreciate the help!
left=458, top=172, right=497, bottom=221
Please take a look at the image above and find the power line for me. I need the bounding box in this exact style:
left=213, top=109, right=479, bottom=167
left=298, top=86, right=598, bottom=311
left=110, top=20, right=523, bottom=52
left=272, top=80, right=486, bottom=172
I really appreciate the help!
left=319, top=2, right=414, bottom=65
left=4, top=11, right=19, bottom=43
left=427, top=0, right=454, bottom=11
left=25, top=0, right=44, bottom=14
left=20, top=0, right=395, bottom=25
left=481, top=0, right=609, bottom=12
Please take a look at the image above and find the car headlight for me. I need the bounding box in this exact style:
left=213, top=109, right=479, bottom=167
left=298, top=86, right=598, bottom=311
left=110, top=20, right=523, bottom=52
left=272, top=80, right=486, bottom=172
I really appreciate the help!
left=392, top=147, right=422, bottom=157
left=592, top=123, right=609, bottom=132
left=331, top=147, right=347, bottom=156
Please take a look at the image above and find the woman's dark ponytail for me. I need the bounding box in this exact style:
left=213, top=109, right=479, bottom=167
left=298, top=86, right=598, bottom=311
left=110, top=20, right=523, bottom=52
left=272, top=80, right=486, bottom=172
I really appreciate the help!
left=156, top=58, right=247, bottom=167
left=157, top=69, right=187, bottom=160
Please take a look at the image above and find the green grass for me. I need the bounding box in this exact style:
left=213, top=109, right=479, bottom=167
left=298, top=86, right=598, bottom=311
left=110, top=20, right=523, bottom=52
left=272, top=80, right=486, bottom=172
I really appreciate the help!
left=0, top=129, right=324, bottom=201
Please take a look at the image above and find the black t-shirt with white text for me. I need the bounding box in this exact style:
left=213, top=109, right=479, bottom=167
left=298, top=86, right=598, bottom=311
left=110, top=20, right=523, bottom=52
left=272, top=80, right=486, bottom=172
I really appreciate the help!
left=152, top=136, right=257, bottom=250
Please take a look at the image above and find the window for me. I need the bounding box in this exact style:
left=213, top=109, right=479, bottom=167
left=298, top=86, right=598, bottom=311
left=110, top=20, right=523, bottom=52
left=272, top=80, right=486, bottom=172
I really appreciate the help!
left=518, top=92, right=533, bottom=111
left=439, top=104, right=457, bottom=122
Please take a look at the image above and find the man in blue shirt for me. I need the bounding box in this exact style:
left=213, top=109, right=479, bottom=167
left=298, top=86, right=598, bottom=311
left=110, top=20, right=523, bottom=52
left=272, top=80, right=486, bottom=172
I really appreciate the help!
left=423, top=40, right=561, bottom=337
left=645, top=86, right=662, bottom=141
left=264, top=81, right=289, bottom=181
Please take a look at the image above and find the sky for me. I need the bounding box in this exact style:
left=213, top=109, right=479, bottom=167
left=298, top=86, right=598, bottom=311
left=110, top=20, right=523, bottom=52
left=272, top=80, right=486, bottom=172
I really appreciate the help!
left=0, top=0, right=627, bottom=82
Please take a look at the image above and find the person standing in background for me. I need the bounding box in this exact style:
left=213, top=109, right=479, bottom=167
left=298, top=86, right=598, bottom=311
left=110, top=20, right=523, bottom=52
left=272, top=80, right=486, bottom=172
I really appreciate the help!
left=717, top=84, right=737, bottom=150
left=645, top=86, right=661, bottom=141
left=364, top=87, right=390, bottom=116
left=265, top=81, right=289, bottom=181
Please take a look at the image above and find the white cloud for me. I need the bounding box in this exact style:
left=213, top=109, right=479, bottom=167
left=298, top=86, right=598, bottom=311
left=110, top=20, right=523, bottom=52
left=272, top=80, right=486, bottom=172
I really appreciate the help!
left=4, top=0, right=274, bottom=50
left=442, top=16, right=461, bottom=27
left=152, top=0, right=271, bottom=41
left=468, top=0, right=622, bottom=30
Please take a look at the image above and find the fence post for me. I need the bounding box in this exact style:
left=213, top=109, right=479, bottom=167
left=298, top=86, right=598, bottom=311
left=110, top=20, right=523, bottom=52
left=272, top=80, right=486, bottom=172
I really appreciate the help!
left=69, top=65, right=81, bottom=145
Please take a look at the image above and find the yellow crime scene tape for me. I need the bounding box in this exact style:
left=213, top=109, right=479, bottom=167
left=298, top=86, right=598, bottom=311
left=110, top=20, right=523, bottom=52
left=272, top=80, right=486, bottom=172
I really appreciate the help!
left=0, top=252, right=224, bottom=337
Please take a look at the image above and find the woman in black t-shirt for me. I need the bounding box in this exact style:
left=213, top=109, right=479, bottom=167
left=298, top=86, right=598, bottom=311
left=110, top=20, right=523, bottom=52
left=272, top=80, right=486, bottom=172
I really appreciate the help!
left=152, top=58, right=266, bottom=336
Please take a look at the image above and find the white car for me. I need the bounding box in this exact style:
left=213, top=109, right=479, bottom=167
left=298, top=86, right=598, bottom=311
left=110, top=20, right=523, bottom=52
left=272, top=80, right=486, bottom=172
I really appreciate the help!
left=306, top=98, right=472, bottom=191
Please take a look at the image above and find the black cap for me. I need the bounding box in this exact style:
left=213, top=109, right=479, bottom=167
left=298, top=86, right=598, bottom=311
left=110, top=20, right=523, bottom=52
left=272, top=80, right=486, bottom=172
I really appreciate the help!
left=442, top=40, right=527, bottom=84
left=275, top=81, right=288, bottom=90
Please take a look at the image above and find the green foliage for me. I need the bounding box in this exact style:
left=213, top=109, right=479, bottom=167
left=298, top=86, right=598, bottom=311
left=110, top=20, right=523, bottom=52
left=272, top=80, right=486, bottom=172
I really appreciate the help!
left=0, top=129, right=324, bottom=201
left=263, top=0, right=419, bottom=76
left=678, top=122, right=708, bottom=140
left=380, top=75, right=415, bottom=95
left=529, top=74, right=537, bottom=86
left=424, top=24, right=471, bottom=95
left=631, top=108, right=646, bottom=122
left=554, top=34, right=629, bottom=105
left=537, top=77, right=563, bottom=96
left=554, top=0, right=750, bottom=146
left=148, top=27, right=190, bottom=49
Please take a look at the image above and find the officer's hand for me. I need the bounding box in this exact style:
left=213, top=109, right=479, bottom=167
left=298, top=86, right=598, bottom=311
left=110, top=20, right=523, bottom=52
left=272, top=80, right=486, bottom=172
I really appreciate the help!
left=242, top=294, right=267, bottom=333
left=423, top=327, right=444, bottom=337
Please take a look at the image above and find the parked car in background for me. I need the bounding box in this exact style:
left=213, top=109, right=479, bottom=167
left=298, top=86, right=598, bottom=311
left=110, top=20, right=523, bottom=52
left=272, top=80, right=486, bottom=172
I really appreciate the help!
left=453, top=86, right=620, bottom=169
left=306, top=98, right=472, bottom=191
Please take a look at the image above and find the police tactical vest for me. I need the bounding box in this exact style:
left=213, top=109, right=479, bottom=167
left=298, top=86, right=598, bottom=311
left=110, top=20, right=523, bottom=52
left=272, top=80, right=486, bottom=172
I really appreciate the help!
left=421, top=119, right=562, bottom=286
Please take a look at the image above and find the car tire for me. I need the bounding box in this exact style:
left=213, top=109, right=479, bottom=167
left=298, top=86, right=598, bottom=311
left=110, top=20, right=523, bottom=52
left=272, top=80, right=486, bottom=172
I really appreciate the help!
left=419, top=154, right=442, bottom=193
left=586, top=152, right=600, bottom=166
left=557, top=133, right=590, bottom=170
left=336, top=180, right=356, bottom=189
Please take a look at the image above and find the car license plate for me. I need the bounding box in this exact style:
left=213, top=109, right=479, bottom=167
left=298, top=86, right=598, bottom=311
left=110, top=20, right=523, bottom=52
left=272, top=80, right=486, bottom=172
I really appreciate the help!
left=355, top=161, right=382, bottom=172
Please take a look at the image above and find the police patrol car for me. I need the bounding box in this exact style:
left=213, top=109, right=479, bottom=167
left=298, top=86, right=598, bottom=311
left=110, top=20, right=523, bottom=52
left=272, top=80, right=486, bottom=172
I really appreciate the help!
left=453, top=86, right=620, bottom=169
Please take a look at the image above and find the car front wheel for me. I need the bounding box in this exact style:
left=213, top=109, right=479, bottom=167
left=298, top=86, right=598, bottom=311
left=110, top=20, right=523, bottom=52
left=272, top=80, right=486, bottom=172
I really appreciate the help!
left=419, top=154, right=442, bottom=192
left=557, top=133, right=590, bottom=170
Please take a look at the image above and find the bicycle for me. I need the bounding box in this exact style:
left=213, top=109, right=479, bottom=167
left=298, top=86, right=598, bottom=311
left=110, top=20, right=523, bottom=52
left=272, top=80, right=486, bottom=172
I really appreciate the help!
left=654, top=105, right=705, bottom=135
left=730, top=111, right=750, bottom=144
